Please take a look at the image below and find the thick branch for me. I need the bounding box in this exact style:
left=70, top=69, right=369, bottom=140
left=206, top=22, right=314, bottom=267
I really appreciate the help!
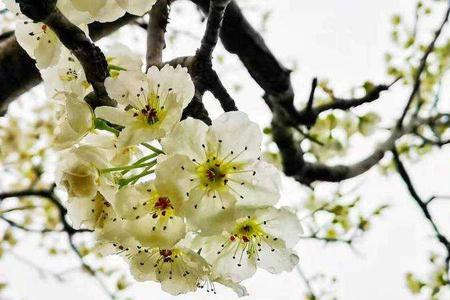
left=146, top=0, right=170, bottom=68
left=191, top=0, right=293, bottom=101
left=277, top=114, right=449, bottom=184
left=196, top=0, right=231, bottom=61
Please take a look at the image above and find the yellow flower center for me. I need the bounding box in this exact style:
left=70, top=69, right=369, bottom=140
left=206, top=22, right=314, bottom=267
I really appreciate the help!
left=132, top=89, right=170, bottom=127
left=195, top=153, right=244, bottom=191
left=234, top=219, right=266, bottom=242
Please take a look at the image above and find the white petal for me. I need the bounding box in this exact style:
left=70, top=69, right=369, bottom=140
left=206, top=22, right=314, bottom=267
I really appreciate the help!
left=105, top=70, right=149, bottom=107
left=256, top=206, right=303, bottom=248
left=106, top=43, right=143, bottom=71
left=231, top=161, right=281, bottom=207
left=215, top=277, right=249, bottom=297
left=70, top=0, right=125, bottom=23
left=257, top=241, right=299, bottom=274
left=65, top=93, right=94, bottom=134
left=66, top=193, right=107, bottom=229
left=95, top=106, right=134, bottom=126
left=184, top=188, right=236, bottom=234
left=147, top=64, right=195, bottom=108
left=155, top=154, right=197, bottom=195
left=161, top=118, right=209, bottom=162
left=113, top=183, right=151, bottom=220
left=207, top=111, right=262, bottom=164
left=117, top=124, right=164, bottom=148
left=127, top=214, right=186, bottom=248
left=115, top=0, right=156, bottom=16
left=213, top=239, right=257, bottom=282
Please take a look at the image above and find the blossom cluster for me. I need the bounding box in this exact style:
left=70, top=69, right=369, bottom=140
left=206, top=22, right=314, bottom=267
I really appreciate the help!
left=5, top=0, right=303, bottom=296
left=4, top=0, right=156, bottom=69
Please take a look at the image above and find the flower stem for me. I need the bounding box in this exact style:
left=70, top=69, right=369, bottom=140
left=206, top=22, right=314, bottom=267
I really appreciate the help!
left=94, top=118, right=120, bottom=136
left=100, top=160, right=156, bottom=174
left=119, top=169, right=155, bottom=187
left=142, top=143, right=165, bottom=154
left=121, top=153, right=159, bottom=175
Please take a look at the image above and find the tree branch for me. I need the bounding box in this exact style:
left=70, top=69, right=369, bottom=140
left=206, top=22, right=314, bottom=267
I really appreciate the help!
left=295, top=77, right=400, bottom=127
left=196, top=0, right=231, bottom=61
left=392, top=147, right=450, bottom=270
left=0, top=14, right=136, bottom=111
left=396, top=3, right=450, bottom=128
left=146, top=0, right=170, bottom=69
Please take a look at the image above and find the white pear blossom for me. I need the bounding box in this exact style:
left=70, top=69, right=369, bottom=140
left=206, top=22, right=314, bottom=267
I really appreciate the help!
left=66, top=191, right=113, bottom=229
left=15, top=20, right=61, bottom=69
left=41, top=50, right=90, bottom=98
left=113, top=181, right=186, bottom=248
left=157, top=112, right=281, bottom=233
left=95, top=65, right=194, bottom=147
left=53, top=93, right=94, bottom=149
left=42, top=44, right=141, bottom=99
left=69, top=0, right=125, bottom=23
left=195, top=206, right=303, bottom=283
left=56, top=145, right=112, bottom=202
left=106, top=44, right=143, bottom=77
left=6, top=0, right=92, bottom=70
left=128, top=246, right=212, bottom=295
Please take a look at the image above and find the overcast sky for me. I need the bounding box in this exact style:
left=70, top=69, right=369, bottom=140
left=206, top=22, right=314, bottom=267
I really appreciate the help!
left=1, top=0, right=450, bottom=299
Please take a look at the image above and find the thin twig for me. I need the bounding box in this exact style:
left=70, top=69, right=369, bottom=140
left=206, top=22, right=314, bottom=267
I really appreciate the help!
left=392, top=147, right=450, bottom=271
left=396, top=4, right=450, bottom=128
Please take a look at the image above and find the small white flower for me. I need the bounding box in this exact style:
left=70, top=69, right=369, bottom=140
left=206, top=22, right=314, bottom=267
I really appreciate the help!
left=113, top=181, right=186, bottom=248
left=56, top=145, right=111, bottom=201
left=15, top=20, right=61, bottom=69
left=128, top=246, right=212, bottom=295
left=69, top=0, right=125, bottom=23
left=7, top=0, right=93, bottom=70
left=157, top=112, right=281, bottom=233
left=95, top=65, right=194, bottom=147
left=53, top=93, right=94, bottom=149
left=106, top=44, right=143, bottom=77
left=66, top=192, right=114, bottom=229
left=41, top=50, right=90, bottom=98
left=196, top=206, right=302, bottom=282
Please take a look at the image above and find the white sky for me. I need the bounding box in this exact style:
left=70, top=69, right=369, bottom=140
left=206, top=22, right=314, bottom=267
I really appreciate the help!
left=1, top=0, right=450, bottom=299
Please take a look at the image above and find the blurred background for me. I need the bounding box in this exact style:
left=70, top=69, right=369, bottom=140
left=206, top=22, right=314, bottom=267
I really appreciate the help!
left=0, top=0, right=449, bottom=299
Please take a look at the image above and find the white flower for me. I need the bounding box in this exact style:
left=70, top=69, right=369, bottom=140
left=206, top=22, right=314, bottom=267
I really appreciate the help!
left=69, top=0, right=125, bottom=23
left=106, top=44, right=143, bottom=77
left=195, top=206, right=302, bottom=282
left=157, top=112, right=281, bottom=233
left=53, top=93, right=94, bottom=149
left=113, top=181, right=186, bottom=248
left=7, top=0, right=91, bottom=70
left=56, top=145, right=111, bottom=201
left=42, top=44, right=141, bottom=99
left=95, top=65, right=194, bottom=147
left=66, top=192, right=114, bottom=229
left=15, top=20, right=61, bottom=69
left=128, top=246, right=212, bottom=295
left=41, top=50, right=90, bottom=98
